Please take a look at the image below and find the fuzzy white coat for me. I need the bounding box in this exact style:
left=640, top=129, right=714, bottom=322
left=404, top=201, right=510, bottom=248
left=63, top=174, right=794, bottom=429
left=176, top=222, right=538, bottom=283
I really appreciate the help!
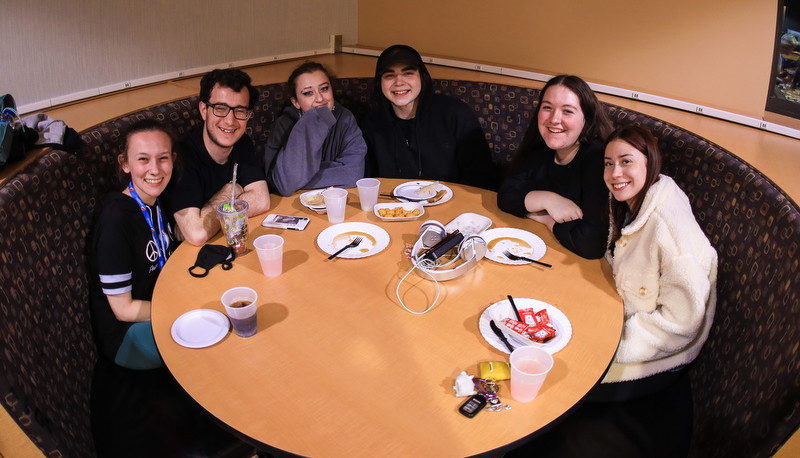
left=603, top=175, right=717, bottom=383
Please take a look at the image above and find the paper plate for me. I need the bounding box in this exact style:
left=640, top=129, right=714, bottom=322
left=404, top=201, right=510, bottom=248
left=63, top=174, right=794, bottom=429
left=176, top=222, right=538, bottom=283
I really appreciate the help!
left=299, top=189, right=328, bottom=213
left=481, top=227, right=547, bottom=265
left=392, top=181, right=453, bottom=206
left=171, top=309, right=230, bottom=348
left=479, top=298, right=572, bottom=354
left=316, top=222, right=390, bottom=259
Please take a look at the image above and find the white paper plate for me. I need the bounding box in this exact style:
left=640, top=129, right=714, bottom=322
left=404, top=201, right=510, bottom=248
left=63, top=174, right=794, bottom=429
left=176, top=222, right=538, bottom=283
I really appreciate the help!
left=373, top=202, right=425, bottom=221
left=299, top=189, right=328, bottom=213
left=316, top=222, right=390, bottom=259
left=479, top=298, right=572, bottom=354
left=392, top=181, right=453, bottom=206
left=171, top=309, right=230, bottom=348
left=481, top=227, right=547, bottom=265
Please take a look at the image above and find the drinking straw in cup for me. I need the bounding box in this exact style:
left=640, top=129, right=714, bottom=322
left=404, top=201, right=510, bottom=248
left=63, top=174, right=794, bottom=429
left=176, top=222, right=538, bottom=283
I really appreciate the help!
left=216, top=199, right=249, bottom=257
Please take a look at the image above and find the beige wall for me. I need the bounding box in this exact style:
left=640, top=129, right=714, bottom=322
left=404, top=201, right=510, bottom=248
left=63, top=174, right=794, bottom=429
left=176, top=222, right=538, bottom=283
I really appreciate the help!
left=2, top=1, right=358, bottom=110
left=358, top=0, right=777, bottom=120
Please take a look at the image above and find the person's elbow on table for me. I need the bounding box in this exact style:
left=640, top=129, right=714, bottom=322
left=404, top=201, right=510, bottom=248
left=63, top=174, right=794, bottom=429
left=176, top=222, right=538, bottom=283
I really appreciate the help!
left=173, top=208, right=214, bottom=247
left=241, top=180, right=271, bottom=215
left=178, top=225, right=213, bottom=247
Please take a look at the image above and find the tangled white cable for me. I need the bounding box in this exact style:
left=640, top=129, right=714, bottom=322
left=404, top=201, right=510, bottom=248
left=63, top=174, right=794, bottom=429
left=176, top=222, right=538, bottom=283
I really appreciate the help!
left=395, top=254, right=458, bottom=315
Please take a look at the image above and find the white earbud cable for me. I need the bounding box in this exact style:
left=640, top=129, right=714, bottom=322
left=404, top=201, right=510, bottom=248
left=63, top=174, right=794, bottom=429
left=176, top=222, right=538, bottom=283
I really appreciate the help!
left=396, top=257, right=443, bottom=315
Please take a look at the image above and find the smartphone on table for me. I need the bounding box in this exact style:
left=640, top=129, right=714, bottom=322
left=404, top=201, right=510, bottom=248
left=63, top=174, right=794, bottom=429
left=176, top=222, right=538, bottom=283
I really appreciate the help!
left=261, top=214, right=310, bottom=231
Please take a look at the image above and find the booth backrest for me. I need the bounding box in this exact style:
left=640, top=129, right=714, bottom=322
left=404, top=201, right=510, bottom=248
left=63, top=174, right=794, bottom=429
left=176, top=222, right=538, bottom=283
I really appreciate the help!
left=0, top=150, right=99, bottom=457
left=0, top=77, right=797, bottom=458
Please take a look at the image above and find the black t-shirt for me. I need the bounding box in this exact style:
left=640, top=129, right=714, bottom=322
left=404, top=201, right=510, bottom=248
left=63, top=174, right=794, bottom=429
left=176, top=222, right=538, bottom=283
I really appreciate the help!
left=162, top=126, right=266, bottom=214
left=90, top=192, right=176, bottom=361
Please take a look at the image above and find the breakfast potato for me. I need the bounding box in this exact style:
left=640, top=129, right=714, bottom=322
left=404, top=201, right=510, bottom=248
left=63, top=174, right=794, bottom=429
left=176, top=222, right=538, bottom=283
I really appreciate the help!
left=374, top=202, right=425, bottom=221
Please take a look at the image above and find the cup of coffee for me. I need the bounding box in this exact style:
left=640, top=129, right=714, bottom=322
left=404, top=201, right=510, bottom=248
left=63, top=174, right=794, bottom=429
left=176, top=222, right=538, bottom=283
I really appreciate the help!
left=216, top=200, right=249, bottom=257
left=221, top=286, right=258, bottom=337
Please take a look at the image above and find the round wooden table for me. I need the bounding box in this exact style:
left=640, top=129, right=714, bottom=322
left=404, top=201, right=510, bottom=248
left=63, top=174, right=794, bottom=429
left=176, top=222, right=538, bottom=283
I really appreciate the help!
left=151, top=179, right=623, bottom=457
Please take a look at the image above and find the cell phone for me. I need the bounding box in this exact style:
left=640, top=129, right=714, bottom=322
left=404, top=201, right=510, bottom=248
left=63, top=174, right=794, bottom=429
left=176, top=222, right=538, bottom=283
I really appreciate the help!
left=261, top=214, right=310, bottom=231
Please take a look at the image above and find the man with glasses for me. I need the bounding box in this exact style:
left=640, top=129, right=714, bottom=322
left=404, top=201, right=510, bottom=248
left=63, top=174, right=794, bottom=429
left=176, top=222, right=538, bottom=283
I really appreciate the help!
left=164, top=69, right=270, bottom=246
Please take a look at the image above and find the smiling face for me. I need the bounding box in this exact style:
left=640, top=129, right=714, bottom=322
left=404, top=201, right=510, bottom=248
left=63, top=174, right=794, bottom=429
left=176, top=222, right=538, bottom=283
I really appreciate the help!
left=604, top=139, right=649, bottom=208
left=120, top=130, right=174, bottom=205
left=291, top=69, right=334, bottom=113
left=380, top=63, right=422, bottom=119
left=537, top=84, right=586, bottom=159
left=200, top=84, right=251, bottom=161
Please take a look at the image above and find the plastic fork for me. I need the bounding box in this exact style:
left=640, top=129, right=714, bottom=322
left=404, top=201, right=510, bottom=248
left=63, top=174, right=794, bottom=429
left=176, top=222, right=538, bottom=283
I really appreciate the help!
left=328, top=236, right=363, bottom=260
left=379, top=193, right=430, bottom=203
left=502, top=250, right=552, bottom=268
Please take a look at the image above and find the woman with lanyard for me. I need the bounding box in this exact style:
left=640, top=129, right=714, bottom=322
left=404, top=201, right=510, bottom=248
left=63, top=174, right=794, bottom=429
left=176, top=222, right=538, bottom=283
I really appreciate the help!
left=90, top=120, right=247, bottom=456
left=90, top=119, right=175, bottom=370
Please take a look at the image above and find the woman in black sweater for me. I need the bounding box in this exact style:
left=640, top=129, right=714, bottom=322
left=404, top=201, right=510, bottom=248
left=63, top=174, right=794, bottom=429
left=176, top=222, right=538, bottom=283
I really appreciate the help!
left=497, top=75, right=613, bottom=259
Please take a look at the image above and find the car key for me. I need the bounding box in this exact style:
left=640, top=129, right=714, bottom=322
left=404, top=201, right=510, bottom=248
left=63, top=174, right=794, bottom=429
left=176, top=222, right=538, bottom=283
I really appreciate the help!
left=458, top=394, right=487, bottom=418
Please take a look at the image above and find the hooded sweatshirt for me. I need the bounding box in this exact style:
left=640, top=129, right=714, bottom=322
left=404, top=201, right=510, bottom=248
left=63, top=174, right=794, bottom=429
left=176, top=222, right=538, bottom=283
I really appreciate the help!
left=264, top=103, right=366, bottom=196
left=360, top=45, right=498, bottom=190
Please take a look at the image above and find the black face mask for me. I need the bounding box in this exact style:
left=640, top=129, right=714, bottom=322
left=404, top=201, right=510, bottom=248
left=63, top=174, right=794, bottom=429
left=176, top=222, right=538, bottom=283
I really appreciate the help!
left=188, top=244, right=234, bottom=278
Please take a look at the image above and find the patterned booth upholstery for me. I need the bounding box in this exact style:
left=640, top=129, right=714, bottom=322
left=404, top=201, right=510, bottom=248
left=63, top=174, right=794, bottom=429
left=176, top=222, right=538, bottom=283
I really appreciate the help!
left=0, top=78, right=797, bottom=457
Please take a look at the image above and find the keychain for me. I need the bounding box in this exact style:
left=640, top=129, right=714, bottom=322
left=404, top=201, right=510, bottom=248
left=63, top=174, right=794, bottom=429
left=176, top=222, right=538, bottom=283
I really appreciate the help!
left=474, top=378, right=512, bottom=411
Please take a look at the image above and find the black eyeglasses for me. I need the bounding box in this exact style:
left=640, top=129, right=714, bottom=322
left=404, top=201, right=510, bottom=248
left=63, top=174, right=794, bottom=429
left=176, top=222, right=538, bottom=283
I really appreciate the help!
left=204, top=103, right=253, bottom=120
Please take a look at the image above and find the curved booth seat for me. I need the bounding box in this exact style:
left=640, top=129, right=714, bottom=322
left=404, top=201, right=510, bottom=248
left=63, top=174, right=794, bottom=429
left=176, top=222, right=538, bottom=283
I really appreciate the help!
left=1, top=78, right=798, bottom=457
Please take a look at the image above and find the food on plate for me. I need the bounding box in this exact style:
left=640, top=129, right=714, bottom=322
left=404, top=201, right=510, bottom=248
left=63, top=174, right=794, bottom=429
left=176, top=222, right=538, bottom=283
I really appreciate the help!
left=378, top=206, right=421, bottom=218
left=302, top=192, right=324, bottom=206
left=500, top=307, right=557, bottom=344
left=427, top=189, right=447, bottom=203
left=416, top=181, right=440, bottom=196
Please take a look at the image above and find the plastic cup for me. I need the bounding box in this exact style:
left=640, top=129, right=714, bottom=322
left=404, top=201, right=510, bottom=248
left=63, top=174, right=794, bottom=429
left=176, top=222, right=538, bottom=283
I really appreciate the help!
left=215, top=199, right=249, bottom=257
left=509, top=346, right=554, bottom=402
left=356, top=178, right=381, bottom=211
left=253, top=234, right=284, bottom=277
left=221, top=287, right=258, bottom=337
left=322, top=188, right=348, bottom=223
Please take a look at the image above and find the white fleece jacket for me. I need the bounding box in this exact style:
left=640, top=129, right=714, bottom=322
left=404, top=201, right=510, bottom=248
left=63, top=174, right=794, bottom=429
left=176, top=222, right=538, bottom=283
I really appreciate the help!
left=603, top=175, right=717, bottom=384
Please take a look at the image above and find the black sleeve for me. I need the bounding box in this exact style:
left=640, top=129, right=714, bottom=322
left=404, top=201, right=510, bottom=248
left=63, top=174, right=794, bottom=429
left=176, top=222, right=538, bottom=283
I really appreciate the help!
left=452, top=101, right=498, bottom=191
left=497, top=153, right=541, bottom=217
left=552, top=146, right=610, bottom=259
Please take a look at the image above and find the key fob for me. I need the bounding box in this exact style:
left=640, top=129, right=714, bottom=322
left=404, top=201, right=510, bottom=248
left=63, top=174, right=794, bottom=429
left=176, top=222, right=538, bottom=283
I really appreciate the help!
left=458, top=394, right=487, bottom=418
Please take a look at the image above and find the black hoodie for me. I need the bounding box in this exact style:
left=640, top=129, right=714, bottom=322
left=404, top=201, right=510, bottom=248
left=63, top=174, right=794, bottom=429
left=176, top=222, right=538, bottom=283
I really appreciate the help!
left=360, top=45, right=498, bottom=190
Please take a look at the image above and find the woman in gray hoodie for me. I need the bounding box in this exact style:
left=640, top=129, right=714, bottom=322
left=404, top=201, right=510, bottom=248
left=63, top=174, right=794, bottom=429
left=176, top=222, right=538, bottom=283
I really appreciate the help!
left=264, top=61, right=366, bottom=196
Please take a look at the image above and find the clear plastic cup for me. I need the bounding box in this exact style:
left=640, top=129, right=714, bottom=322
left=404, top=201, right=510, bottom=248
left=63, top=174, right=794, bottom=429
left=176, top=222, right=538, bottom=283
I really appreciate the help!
left=356, top=178, right=380, bottom=211
left=215, top=199, right=249, bottom=257
left=253, top=234, right=283, bottom=277
left=322, top=188, right=348, bottom=223
left=509, top=346, right=554, bottom=402
left=221, top=286, right=258, bottom=337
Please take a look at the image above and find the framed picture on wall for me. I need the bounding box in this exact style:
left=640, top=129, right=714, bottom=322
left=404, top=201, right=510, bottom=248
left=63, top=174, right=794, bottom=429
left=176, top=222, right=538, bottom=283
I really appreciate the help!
left=766, top=0, right=800, bottom=120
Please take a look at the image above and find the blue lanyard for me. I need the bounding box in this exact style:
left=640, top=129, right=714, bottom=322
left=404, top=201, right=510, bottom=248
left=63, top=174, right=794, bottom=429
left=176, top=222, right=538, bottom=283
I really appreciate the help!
left=127, top=182, right=168, bottom=270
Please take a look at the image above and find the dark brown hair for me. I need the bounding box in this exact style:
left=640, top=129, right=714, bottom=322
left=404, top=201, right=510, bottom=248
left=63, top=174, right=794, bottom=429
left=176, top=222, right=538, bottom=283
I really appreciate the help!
left=606, top=125, right=662, bottom=250
left=519, top=74, right=613, bottom=154
left=287, top=61, right=334, bottom=100
left=199, top=68, right=257, bottom=109
left=117, top=119, right=179, bottom=186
